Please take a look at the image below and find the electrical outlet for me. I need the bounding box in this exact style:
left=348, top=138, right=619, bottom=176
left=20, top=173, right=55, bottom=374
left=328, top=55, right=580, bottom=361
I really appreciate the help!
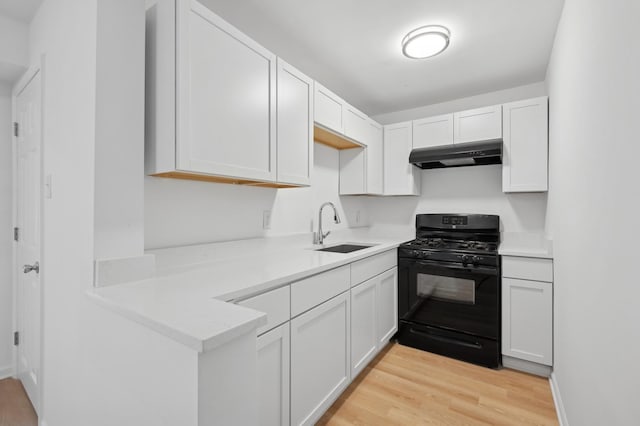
left=263, top=210, right=271, bottom=230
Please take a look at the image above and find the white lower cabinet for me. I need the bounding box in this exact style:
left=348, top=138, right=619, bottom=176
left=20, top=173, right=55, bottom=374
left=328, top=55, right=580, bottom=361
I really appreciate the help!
left=501, top=255, right=553, bottom=371
left=257, top=323, right=290, bottom=426
left=502, top=278, right=553, bottom=366
left=377, top=268, right=398, bottom=346
left=350, top=267, right=398, bottom=379
left=350, top=278, right=378, bottom=378
left=291, top=292, right=350, bottom=426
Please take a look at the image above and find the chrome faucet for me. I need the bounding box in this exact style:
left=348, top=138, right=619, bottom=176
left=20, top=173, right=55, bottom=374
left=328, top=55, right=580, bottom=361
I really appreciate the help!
left=314, top=202, right=341, bottom=245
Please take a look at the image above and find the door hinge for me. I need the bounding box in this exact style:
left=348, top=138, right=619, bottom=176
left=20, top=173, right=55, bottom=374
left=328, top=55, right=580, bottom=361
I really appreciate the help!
left=14, top=331, right=19, bottom=346
left=13, top=122, right=18, bottom=138
left=14, top=227, right=19, bottom=242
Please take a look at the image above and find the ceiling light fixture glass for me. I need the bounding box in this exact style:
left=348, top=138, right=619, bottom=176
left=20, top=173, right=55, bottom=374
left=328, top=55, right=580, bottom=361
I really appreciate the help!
left=401, top=25, right=450, bottom=59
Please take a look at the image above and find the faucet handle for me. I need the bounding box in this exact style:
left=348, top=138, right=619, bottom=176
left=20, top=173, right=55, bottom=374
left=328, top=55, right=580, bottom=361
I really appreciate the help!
left=322, top=230, right=331, bottom=239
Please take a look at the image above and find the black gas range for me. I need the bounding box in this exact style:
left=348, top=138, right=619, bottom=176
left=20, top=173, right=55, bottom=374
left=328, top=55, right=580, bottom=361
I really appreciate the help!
left=396, top=214, right=501, bottom=368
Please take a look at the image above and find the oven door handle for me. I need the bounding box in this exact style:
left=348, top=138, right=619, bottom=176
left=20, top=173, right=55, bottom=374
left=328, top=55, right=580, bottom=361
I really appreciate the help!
left=409, top=327, right=483, bottom=349
left=407, top=259, right=497, bottom=275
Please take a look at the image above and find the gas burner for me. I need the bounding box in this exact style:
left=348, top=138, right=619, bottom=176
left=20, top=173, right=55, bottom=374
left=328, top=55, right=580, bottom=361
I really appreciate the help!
left=456, top=241, right=497, bottom=252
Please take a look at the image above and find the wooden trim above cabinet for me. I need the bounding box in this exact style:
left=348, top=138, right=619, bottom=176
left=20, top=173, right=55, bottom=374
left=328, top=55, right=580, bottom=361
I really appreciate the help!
left=152, top=171, right=301, bottom=188
left=314, top=125, right=362, bottom=150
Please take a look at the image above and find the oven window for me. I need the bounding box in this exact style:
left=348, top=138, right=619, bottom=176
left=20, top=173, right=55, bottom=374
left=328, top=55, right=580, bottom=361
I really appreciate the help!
left=417, top=274, right=475, bottom=304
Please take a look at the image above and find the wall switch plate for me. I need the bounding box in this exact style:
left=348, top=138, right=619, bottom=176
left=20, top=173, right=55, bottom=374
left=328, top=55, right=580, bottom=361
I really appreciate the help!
left=263, top=210, right=271, bottom=230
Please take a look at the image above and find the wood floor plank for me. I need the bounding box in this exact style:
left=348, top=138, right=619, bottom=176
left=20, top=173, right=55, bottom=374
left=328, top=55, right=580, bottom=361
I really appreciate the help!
left=0, top=378, right=37, bottom=426
left=318, top=343, right=559, bottom=426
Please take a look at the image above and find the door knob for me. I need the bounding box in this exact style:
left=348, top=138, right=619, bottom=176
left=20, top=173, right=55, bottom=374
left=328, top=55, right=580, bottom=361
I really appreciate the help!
left=23, top=262, right=39, bottom=274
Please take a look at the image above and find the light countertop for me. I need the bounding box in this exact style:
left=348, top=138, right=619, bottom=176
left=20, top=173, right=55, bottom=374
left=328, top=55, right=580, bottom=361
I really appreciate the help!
left=499, top=232, right=553, bottom=259
left=88, top=228, right=412, bottom=353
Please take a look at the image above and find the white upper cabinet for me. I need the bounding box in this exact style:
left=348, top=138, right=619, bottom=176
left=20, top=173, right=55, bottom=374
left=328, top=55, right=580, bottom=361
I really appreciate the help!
left=176, top=0, right=276, bottom=181
left=366, top=120, right=384, bottom=194
left=412, top=114, right=454, bottom=148
left=314, top=82, right=346, bottom=135
left=344, top=106, right=370, bottom=147
left=502, top=97, right=549, bottom=192
left=276, top=59, right=313, bottom=186
left=339, top=118, right=384, bottom=195
left=145, top=0, right=312, bottom=187
left=383, top=122, right=421, bottom=196
left=453, top=105, right=502, bottom=144
left=339, top=148, right=366, bottom=195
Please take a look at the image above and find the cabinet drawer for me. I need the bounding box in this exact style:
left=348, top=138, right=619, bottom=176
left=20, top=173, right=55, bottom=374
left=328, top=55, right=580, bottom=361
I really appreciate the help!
left=291, top=265, right=350, bottom=317
left=502, top=256, right=553, bottom=282
left=351, top=250, right=396, bottom=286
left=238, top=285, right=290, bottom=336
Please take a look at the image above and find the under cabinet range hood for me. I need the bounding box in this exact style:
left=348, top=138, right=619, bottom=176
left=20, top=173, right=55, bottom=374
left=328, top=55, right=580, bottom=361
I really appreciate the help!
left=409, top=139, right=503, bottom=169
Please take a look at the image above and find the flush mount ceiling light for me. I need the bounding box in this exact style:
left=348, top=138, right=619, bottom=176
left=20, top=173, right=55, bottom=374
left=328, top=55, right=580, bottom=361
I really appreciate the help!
left=401, top=25, right=450, bottom=59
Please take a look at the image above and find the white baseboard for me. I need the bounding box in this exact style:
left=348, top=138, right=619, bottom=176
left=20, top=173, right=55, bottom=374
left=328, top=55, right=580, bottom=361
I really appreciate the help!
left=0, top=364, right=14, bottom=379
left=550, top=372, right=569, bottom=426
left=502, top=355, right=552, bottom=377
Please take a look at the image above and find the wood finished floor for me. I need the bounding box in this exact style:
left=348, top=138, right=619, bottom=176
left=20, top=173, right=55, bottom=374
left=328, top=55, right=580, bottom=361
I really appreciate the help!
left=318, top=343, right=559, bottom=426
left=0, top=378, right=37, bottom=426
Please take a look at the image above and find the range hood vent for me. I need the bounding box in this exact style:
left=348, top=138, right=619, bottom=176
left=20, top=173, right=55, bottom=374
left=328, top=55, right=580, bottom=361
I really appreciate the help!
left=409, top=139, right=503, bottom=169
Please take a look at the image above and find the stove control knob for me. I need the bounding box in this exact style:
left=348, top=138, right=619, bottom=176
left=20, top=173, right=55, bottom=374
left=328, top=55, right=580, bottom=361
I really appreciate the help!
left=472, top=256, right=481, bottom=266
left=420, top=252, right=430, bottom=259
left=461, top=254, right=470, bottom=265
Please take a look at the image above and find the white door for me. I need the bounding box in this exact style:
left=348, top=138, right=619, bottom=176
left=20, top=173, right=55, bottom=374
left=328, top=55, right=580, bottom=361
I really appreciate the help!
left=502, top=277, right=553, bottom=366
left=377, top=268, right=398, bottom=347
left=290, top=292, right=350, bottom=426
left=15, top=70, right=42, bottom=414
left=366, top=121, right=384, bottom=195
left=453, top=105, right=502, bottom=144
left=412, top=113, right=454, bottom=148
left=383, top=122, right=420, bottom=196
left=276, top=59, right=313, bottom=186
left=350, top=277, right=378, bottom=378
left=257, top=323, right=290, bottom=426
left=176, top=0, right=276, bottom=181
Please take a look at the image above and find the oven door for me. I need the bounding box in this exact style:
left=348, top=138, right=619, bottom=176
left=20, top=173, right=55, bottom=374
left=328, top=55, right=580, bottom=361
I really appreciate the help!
left=399, top=258, right=499, bottom=339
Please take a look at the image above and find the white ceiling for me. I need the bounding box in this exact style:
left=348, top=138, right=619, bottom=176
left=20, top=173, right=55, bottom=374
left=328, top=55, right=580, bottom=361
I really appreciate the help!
left=200, top=0, right=564, bottom=116
left=0, top=0, right=41, bottom=22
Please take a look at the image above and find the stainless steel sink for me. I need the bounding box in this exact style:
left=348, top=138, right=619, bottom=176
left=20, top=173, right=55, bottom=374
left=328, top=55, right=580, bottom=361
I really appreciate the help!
left=315, top=244, right=374, bottom=253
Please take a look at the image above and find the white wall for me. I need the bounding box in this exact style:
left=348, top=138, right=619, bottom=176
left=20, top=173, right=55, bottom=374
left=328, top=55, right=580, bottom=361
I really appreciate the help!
left=29, top=0, right=98, bottom=421
left=0, top=84, right=13, bottom=378
left=372, top=82, right=547, bottom=124
left=94, top=0, right=145, bottom=260
left=545, top=0, right=640, bottom=424
left=145, top=143, right=369, bottom=249
left=367, top=165, right=547, bottom=235
left=367, top=83, right=549, bottom=236
left=0, top=14, right=29, bottom=82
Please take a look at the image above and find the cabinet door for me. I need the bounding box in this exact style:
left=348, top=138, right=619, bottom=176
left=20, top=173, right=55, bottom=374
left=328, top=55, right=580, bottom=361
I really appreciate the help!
left=344, top=106, right=369, bottom=146
left=454, top=105, right=502, bottom=144
left=350, top=278, right=378, bottom=378
left=502, top=277, right=553, bottom=366
left=377, top=268, right=398, bottom=347
left=339, top=147, right=366, bottom=195
left=277, top=59, right=313, bottom=186
left=176, top=0, right=276, bottom=181
left=291, top=292, right=350, bottom=426
left=383, top=122, right=420, bottom=195
left=314, top=82, right=344, bottom=134
left=366, top=120, right=384, bottom=195
left=257, top=323, right=290, bottom=426
left=502, top=97, right=548, bottom=192
left=412, top=114, right=454, bottom=148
